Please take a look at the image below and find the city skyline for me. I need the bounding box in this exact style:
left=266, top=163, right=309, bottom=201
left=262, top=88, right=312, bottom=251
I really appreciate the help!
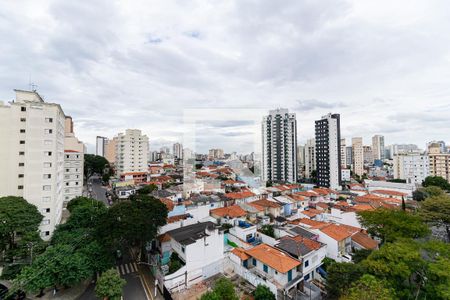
left=1, top=1, right=450, bottom=153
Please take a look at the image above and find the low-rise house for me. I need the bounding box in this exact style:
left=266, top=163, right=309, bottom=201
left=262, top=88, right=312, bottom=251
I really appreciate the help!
left=239, top=202, right=265, bottom=220
left=115, top=186, right=136, bottom=199
left=120, top=171, right=148, bottom=184
left=229, top=221, right=258, bottom=245
left=298, top=208, right=323, bottom=220
left=351, top=231, right=379, bottom=251
left=315, top=223, right=353, bottom=262
left=274, top=196, right=297, bottom=216
left=251, top=199, right=282, bottom=218
left=371, top=189, right=408, bottom=200
left=152, top=189, right=177, bottom=201
left=210, top=205, right=247, bottom=225
left=276, top=235, right=327, bottom=282
left=224, top=189, right=258, bottom=205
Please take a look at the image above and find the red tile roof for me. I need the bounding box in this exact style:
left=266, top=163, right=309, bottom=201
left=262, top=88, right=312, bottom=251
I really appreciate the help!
left=211, top=205, right=247, bottom=218
left=231, top=247, right=250, bottom=260
left=301, top=208, right=322, bottom=218
left=372, top=190, right=408, bottom=197
left=225, top=190, right=256, bottom=200
left=64, top=149, right=81, bottom=153
left=290, top=218, right=329, bottom=229
left=320, top=224, right=353, bottom=241
left=351, top=232, right=378, bottom=250
left=160, top=198, right=175, bottom=211
left=245, top=244, right=301, bottom=273
left=251, top=199, right=281, bottom=208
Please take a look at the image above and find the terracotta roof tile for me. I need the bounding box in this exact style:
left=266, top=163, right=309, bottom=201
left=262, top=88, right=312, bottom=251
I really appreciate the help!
left=245, top=244, right=301, bottom=273
left=372, top=190, right=408, bottom=197
left=251, top=199, right=281, bottom=208
left=320, top=224, right=353, bottom=241
left=211, top=205, right=247, bottom=218
left=231, top=247, right=250, bottom=260
left=351, top=232, right=378, bottom=250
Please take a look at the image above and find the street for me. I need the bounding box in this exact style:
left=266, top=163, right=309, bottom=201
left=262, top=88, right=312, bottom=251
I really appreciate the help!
left=87, top=175, right=109, bottom=205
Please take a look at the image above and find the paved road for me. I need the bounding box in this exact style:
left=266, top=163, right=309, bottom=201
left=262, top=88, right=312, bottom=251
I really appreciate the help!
left=87, top=176, right=109, bottom=205
left=78, top=252, right=150, bottom=300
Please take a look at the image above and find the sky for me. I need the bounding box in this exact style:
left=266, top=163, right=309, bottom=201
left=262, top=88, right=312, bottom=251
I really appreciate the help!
left=1, top=0, right=450, bottom=154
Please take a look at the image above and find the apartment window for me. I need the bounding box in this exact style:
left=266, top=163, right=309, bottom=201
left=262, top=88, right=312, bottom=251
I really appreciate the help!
left=42, top=219, right=50, bottom=225
left=20, top=129, right=25, bottom=133
left=43, top=174, right=51, bottom=179
left=18, top=185, right=23, bottom=190
left=66, top=182, right=69, bottom=186
left=66, top=168, right=70, bottom=172
left=19, top=163, right=25, bottom=167
left=43, top=185, right=51, bottom=191
left=43, top=208, right=50, bottom=213
left=44, top=129, right=53, bottom=134
left=66, top=155, right=69, bottom=159
left=19, top=151, right=25, bottom=155
left=181, top=246, right=185, bottom=253
left=44, top=151, right=52, bottom=156
left=18, top=174, right=24, bottom=178
left=252, top=258, right=257, bottom=266
left=263, top=264, right=268, bottom=273
left=304, top=273, right=310, bottom=281
left=305, top=260, right=309, bottom=268
left=21, top=106, right=26, bottom=112
left=44, top=162, right=52, bottom=168
left=20, top=117, right=26, bottom=122
left=41, top=231, right=50, bottom=237
left=19, top=140, right=25, bottom=144
left=75, top=182, right=79, bottom=185
left=45, top=117, right=53, bottom=123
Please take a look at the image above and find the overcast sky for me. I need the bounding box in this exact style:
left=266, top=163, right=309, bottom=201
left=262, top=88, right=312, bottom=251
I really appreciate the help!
left=1, top=0, right=449, bottom=154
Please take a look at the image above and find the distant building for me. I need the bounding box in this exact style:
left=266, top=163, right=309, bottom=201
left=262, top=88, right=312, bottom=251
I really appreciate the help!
left=345, top=146, right=353, bottom=168
left=315, top=113, right=342, bottom=189
left=297, top=145, right=305, bottom=178
left=115, top=129, right=149, bottom=176
left=160, top=146, right=170, bottom=155
left=372, top=135, right=385, bottom=161
left=428, top=143, right=450, bottom=183
left=340, top=138, right=347, bottom=168
left=363, top=146, right=373, bottom=165
left=393, top=153, right=429, bottom=185
left=208, top=148, right=224, bottom=160
left=0, top=89, right=66, bottom=239
left=96, top=136, right=107, bottom=156
left=104, top=137, right=117, bottom=164
left=304, top=139, right=316, bottom=179
left=388, top=144, right=420, bottom=159
left=262, top=108, right=298, bottom=183
left=352, top=137, right=364, bottom=176
left=173, top=142, right=183, bottom=159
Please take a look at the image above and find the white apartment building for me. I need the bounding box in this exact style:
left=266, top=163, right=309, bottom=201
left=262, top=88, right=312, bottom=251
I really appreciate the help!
left=96, top=136, right=107, bottom=156
left=208, top=148, right=224, bottom=160
left=115, top=129, right=149, bottom=176
left=304, top=139, right=316, bottom=179
left=393, top=153, right=429, bottom=185
left=0, top=90, right=65, bottom=239
left=372, top=135, right=385, bottom=161
left=262, top=108, right=298, bottom=183
left=340, top=138, right=347, bottom=168
left=352, top=137, right=364, bottom=176
left=315, top=113, right=342, bottom=190
left=173, top=142, right=183, bottom=159
left=63, top=116, right=85, bottom=204
left=428, top=143, right=450, bottom=183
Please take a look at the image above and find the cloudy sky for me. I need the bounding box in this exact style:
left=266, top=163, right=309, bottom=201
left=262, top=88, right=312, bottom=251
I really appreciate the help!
left=1, top=0, right=449, bottom=154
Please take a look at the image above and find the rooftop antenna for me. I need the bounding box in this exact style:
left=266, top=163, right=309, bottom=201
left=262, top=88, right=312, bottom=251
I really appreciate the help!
left=28, top=74, right=37, bottom=92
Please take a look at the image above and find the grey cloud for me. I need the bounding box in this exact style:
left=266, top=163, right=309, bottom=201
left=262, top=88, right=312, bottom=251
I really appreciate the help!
left=295, top=99, right=346, bottom=111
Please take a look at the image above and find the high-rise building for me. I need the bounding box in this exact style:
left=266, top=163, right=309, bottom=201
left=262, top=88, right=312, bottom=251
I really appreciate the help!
left=363, top=146, right=374, bottom=164
left=115, top=129, right=149, bottom=176
left=262, top=108, right=298, bottom=183
left=393, top=153, right=429, bottom=185
left=428, top=143, right=450, bottom=183
left=160, top=146, right=170, bottom=155
left=345, top=146, right=353, bottom=168
left=63, top=116, right=85, bottom=204
left=388, top=144, right=420, bottom=158
left=208, top=148, right=224, bottom=160
left=427, top=141, right=446, bottom=153
left=372, top=135, right=385, bottom=161
left=315, top=113, right=342, bottom=189
left=0, top=90, right=66, bottom=239
left=173, top=142, right=183, bottom=159
left=352, top=137, right=364, bottom=176
left=297, top=145, right=305, bottom=178
left=340, top=138, right=347, bottom=168
left=96, top=136, right=107, bottom=156
left=304, top=139, right=316, bottom=179
left=104, top=137, right=117, bottom=164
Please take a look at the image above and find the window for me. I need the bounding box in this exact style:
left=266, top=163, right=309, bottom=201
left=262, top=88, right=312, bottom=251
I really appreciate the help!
left=21, top=106, right=26, bottom=112
left=18, top=185, right=23, bottom=190
left=263, top=264, right=268, bottom=273
left=66, top=182, right=69, bottom=186
left=19, top=163, right=24, bottom=167
left=75, top=182, right=79, bottom=185
left=20, top=117, right=26, bottom=122
left=252, top=258, right=257, bottom=266
left=19, top=151, right=25, bottom=155
left=45, top=117, right=53, bottom=123
left=44, top=129, right=53, bottom=134
left=18, top=174, right=24, bottom=178
left=43, top=208, right=50, bottom=213
left=305, top=260, right=309, bottom=268
left=20, top=129, right=25, bottom=133
left=44, top=151, right=52, bottom=156
left=66, top=168, right=69, bottom=172
left=66, top=155, right=69, bottom=159
left=44, top=162, right=52, bottom=168
left=182, top=246, right=185, bottom=253
left=42, top=219, right=50, bottom=225
left=19, top=140, right=25, bottom=144
left=43, top=174, right=51, bottom=179
left=304, top=273, right=310, bottom=281
left=43, top=185, right=51, bottom=191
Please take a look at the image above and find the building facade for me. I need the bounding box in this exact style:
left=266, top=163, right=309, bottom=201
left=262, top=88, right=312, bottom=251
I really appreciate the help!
left=0, top=90, right=65, bottom=239
left=104, top=137, right=117, bottom=164
left=345, top=146, right=353, bottom=168
left=393, top=153, right=429, bottom=185
left=96, top=136, right=106, bottom=156
left=363, top=146, right=373, bottom=165
left=262, top=108, right=298, bottom=183
left=428, top=143, right=450, bottom=183
left=115, top=129, right=149, bottom=176
left=173, top=142, right=183, bottom=159
left=304, top=139, right=316, bottom=179
left=352, top=137, right=364, bottom=176
left=208, top=148, right=224, bottom=160
left=63, top=116, right=84, bottom=204
left=315, top=113, right=342, bottom=190
left=340, top=138, right=347, bottom=168
left=372, top=135, right=385, bottom=161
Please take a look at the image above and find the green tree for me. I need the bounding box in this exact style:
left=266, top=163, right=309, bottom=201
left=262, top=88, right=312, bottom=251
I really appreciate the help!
left=357, top=208, right=429, bottom=244
left=420, top=195, right=450, bottom=242
left=137, top=184, right=158, bottom=195
left=212, top=277, right=238, bottom=300
left=326, top=262, right=365, bottom=299
left=95, top=268, right=126, bottom=300
left=423, top=186, right=445, bottom=197
left=253, top=284, right=275, bottom=300
left=422, top=176, right=450, bottom=191
left=66, top=196, right=106, bottom=213
left=340, top=274, right=394, bottom=300
left=200, top=291, right=221, bottom=300
left=0, top=196, right=44, bottom=260
left=413, top=189, right=427, bottom=201
left=259, top=225, right=275, bottom=238
left=351, top=249, right=373, bottom=264
left=84, top=154, right=111, bottom=180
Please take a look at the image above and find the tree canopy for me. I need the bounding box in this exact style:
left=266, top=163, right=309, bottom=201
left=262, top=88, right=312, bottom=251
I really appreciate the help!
left=253, top=284, right=275, bottom=300
left=420, top=195, right=450, bottom=242
left=200, top=277, right=238, bottom=300
left=422, top=176, right=450, bottom=191
left=357, top=208, right=429, bottom=243
left=340, top=274, right=394, bottom=300
left=84, top=154, right=111, bottom=180
left=95, top=268, right=126, bottom=300
left=326, top=262, right=365, bottom=299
